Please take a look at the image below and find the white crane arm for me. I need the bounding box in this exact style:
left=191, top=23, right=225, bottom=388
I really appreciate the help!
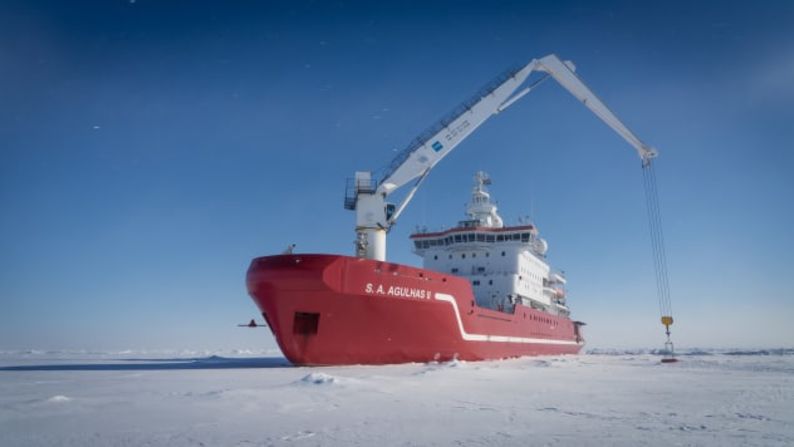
left=534, top=55, right=657, bottom=164
left=376, top=61, right=541, bottom=196
left=378, top=55, right=656, bottom=198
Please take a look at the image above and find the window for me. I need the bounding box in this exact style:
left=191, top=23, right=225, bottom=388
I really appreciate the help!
left=467, top=234, right=475, bottom=242
left=414, top=241, right=421, bottom=249
left=454, top=234, right=462, bottom=243
left=434, top=255, right=438, bottom=260
left=451, top=268, right=459, bottom=273
left=461, top=253, right=466, bottom=259
left=448, top=254, right=452, bottom=259
left=477, top=234, right=485, bottom=242
left=497, top=235, right=504, bottom=242
left=473, top=280, right=480, bottom=286
left=472, top=253, right=477, bottom=258
left=501, top=251, right=506, bottom=256
left=488, top=280, right=493, bottom=285
left=485, top=252, right=490, bottom=257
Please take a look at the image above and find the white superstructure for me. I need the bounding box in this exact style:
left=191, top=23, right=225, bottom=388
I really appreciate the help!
left=411, top=172, right=569, bottom=316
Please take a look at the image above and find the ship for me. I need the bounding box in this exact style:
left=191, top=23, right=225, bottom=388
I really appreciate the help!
left=245, top=54, right=666, bottom=365
left=246, top=173, right=585, bottom=365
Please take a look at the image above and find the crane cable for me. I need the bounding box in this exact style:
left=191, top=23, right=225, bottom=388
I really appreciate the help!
left=641, top=160, right=677, bottom=362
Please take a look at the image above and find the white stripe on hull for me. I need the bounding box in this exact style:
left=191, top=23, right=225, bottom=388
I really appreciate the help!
left=435, top=293, right=581, bottom=346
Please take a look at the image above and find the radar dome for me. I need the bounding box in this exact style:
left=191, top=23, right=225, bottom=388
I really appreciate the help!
left=532, top=238, right=548, bottom=256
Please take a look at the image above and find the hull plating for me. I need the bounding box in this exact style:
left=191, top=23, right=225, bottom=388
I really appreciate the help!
left=246, top=254, right=583, bottom=366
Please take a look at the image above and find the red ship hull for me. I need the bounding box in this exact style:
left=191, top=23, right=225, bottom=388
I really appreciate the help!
left=246, top=254, right=584, bottom=366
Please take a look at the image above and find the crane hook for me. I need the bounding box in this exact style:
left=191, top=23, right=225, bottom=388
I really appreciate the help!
left=660, top=316, right=678, bottom=363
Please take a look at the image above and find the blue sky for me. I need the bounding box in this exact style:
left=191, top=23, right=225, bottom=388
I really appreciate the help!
left=1, top=0, right=792, bottom=351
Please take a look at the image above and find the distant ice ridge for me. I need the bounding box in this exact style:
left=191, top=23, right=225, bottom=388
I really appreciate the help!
left=586, top=347, right=794, bottom=356
left=0, top=348, right=283, bottom=359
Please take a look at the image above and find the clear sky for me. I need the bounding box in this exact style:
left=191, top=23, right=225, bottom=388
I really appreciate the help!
left=1, top=0, right=792, bottom=351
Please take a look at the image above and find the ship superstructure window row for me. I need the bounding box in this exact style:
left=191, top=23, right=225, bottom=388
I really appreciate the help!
left=412, top=231, right=534, bottom=250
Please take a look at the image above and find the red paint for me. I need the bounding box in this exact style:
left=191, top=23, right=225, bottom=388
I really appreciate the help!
left=247, top=254, right=584, bottom=366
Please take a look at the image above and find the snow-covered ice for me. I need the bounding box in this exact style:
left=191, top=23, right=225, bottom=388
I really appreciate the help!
left=0, top=349, right=792, bottom=446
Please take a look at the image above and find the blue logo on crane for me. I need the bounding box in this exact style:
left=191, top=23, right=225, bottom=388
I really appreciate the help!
left=431, top=141, right=444, bottom=152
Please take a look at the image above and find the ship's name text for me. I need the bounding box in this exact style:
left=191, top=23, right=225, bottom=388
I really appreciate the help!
left=364, top=283, right=432, bottom=300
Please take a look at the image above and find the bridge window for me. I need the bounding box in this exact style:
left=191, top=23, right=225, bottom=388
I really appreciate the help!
left=497, top=235, right=504, bottom=242
left=477, top=234, right=485, bottom=242
left=454, top=234, right=462, bottom=243
left=521, top=233, right=530, bottom=242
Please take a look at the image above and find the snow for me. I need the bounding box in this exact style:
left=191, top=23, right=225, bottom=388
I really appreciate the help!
left=0, top=349, right=792, bottom=446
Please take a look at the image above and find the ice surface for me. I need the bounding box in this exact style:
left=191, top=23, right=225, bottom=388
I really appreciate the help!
left=1, top=349, right=792, bottom=446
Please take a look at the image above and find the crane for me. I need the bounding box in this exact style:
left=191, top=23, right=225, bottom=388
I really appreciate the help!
left=343, top=54, right=675, bottom=359
left=345, top=54, right=655, bottom=260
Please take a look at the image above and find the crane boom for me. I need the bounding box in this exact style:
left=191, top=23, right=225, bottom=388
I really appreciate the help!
left=347, top=54, right=658, bottom=261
